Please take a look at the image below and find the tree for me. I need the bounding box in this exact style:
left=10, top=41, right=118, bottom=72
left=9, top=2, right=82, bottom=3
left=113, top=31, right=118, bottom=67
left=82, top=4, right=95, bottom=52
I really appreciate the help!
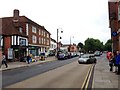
left=104, top=39, right=112, bottom=52
left=77, top=42, right=84, bottom=52
left=84, top=38, right=104, bottom=53
left=77, top=42, right=84, bottom=49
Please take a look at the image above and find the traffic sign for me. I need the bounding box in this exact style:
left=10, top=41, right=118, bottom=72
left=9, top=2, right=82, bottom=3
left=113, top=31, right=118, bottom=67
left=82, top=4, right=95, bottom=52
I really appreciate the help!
left=111, top=31, right=117, bottom=36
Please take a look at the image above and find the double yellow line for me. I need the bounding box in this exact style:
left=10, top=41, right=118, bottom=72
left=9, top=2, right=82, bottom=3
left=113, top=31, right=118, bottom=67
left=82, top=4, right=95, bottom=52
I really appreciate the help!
left=81, top=64, right=95, bottom=90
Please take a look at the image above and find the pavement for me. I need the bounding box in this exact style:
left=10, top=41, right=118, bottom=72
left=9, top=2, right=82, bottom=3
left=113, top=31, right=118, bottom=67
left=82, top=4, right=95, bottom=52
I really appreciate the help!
left=92, top=55, right=120, bottom=89
left=0, top=56, right=57, bottom=71
left=0, top=55, right=120, bottom=89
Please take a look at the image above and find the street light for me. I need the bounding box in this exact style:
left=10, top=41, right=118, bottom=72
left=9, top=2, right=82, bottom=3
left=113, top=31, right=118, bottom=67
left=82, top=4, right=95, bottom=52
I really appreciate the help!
left=69, top=36, right=74, bottom=52
left=57, top=28, right=63, bottom=53
left=70, top=36, right=74, bottom=45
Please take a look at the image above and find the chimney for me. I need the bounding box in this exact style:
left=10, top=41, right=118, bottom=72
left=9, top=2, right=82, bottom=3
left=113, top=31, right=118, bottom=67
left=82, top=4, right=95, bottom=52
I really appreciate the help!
left=13, top=9, right=20, bottom=27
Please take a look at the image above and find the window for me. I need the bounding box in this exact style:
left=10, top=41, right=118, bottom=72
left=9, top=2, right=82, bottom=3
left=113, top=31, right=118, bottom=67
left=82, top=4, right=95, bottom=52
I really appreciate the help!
left=42, top=38, right=43, bottom=44
left=41, top=30, right=43, bottom=36
left=32, top=35, right=37, bottom=43
left=19, top=27, right=22, bottom=33
left=19, top=38, right=26, bottom=46
left=39, top=37, right=41, bottom=44
left=47, top=34, right=49, bottom=38
left=0, top=35, right=3, bottom=46
left=32, top=26, right=36, bottom=33
left=47, top=39, right=49, bottom=45
left=118, top=5, right=120, bottom=20
left=44, top=38, right=46, bottom=44
left=44, top=32, right=46, bottom=37
left=39, top=29, right=41, bottom=35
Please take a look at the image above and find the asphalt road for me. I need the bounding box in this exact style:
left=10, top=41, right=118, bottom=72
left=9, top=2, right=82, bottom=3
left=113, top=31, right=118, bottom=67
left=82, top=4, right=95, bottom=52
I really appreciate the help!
left=6, top=59, right=92, bottom=88
left=2, top=57, right=79, bottom=88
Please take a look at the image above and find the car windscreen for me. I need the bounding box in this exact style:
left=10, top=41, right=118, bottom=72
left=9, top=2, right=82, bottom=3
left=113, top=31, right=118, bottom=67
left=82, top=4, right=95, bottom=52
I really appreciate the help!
left=80, top=55, right=89, bottom=58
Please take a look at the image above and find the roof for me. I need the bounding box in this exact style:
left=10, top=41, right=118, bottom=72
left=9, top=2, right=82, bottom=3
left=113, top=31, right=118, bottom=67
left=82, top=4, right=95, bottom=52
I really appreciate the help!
left=1, top=15, right=51, bottom=36
left=51, top=38, right=57, bottom=43
left=1, top=17, right=27, bottom=37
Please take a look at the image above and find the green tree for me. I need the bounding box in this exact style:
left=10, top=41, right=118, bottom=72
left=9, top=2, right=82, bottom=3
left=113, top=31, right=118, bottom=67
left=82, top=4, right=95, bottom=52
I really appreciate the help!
left=104, top=39, right=112, bottom=52
left=77, top=42, right=84, bottom=52
left=84, top=38, right=104, bottom=53
left=77, top=42, right=84, bottom=49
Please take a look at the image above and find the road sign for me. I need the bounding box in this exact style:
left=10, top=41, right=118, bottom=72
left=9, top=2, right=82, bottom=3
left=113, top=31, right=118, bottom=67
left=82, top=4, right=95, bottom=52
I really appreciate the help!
left=111, top=31, right=117, bottom=36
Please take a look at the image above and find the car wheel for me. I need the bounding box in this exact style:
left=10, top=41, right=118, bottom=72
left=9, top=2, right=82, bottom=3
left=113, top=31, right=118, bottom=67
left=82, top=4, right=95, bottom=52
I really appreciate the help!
left=87, top=60, right=90, bottom=64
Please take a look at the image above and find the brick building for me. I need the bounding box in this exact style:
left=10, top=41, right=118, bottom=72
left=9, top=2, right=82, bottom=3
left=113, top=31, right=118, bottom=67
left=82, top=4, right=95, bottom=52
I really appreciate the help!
left=108, top=1, right=120, bottom=52
left=0, top=9, right=51, bottom=61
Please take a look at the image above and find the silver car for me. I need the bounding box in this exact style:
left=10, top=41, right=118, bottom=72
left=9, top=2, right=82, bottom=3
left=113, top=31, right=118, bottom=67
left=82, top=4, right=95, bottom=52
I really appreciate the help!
left=78, top=54, right=97, bottom=64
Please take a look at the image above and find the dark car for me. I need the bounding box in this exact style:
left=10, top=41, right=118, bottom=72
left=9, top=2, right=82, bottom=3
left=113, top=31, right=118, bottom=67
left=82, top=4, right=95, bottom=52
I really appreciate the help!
left=57, top=51, right=69, bottom=60
left=78, top=54, right=97, bottom=64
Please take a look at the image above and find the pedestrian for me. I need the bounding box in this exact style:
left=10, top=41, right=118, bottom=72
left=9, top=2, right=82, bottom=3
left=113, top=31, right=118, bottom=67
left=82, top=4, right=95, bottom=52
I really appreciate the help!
left=27, top=54, right=30, bottom=64
left=2, top=53, right=8, bottom=68
left=116, top=51, right=120, bottom=75
left=106, top=51, right=112, bottom=60
left=109, top=53, right=114, bottom=71
left=107, top=52, right=113, bottom=71
left=112, top=51, right=118, bottom=73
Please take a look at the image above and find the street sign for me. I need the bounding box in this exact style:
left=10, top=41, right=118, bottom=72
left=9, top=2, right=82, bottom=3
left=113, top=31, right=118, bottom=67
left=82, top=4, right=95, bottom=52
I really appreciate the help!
left=111, top=31, right=117, bottom=36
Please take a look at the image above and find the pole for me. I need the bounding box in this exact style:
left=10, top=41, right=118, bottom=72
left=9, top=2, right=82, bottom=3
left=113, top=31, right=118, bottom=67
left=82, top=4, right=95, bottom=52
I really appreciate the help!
left=70, top=36, right=71, bottom=45
left=57, top=29, right=59, bottom=53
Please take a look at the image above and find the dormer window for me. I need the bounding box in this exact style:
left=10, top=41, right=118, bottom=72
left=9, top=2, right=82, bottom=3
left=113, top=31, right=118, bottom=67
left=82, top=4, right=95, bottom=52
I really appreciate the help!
left=19, top=27, right=22, bottom=33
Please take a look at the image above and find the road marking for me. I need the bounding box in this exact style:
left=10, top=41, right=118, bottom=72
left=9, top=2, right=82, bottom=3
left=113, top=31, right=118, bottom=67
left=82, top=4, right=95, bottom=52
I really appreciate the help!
left=81, top=64, right=94, bottom=90
left=85, top=64, right=94, bottom=89
left=81, top=65, right=91, bottom=90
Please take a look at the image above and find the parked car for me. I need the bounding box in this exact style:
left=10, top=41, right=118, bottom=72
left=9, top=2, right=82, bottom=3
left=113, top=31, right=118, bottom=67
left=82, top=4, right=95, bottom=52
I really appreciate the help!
left=57, top=51, right=69, bottom=60
left=57, top=52, right=65, bottom=60
left=78, top=54, right=97, bottom=64
left=49, top=52, right=55, bottom=56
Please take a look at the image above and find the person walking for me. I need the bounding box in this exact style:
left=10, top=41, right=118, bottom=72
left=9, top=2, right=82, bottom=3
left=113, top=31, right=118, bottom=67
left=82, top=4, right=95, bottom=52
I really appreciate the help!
left=112, top=51, right=118, bottom=73
left=2, top=53, right=8, bottom=68
left=27, top=54, right=30, bottom=64
left=116, top=51, right=120, bottom=75
left=109, top=53, right=114, bottom=71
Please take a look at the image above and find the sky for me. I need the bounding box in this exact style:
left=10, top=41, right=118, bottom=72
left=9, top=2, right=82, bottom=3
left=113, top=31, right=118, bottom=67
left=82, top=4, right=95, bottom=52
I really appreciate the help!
left=0, top=0, right=112, bottom=45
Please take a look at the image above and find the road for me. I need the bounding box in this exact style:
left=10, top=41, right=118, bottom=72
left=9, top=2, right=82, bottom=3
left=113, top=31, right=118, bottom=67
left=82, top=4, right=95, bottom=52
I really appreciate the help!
left=5, top=60, right=93, bottom=88
left=2, top=55, right=98, bottom=88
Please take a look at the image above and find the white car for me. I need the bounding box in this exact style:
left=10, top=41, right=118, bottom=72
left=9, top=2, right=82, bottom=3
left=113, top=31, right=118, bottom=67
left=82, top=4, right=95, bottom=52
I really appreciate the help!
left=78, top=54, right=96, bottom=64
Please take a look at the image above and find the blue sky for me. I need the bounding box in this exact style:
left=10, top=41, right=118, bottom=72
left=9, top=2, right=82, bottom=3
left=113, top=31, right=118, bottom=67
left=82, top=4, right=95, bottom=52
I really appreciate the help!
left=0, top=0, right=112, bottom=45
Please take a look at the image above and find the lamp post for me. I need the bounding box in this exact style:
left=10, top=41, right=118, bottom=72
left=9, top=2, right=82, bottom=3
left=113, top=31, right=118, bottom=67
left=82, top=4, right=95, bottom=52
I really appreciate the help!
left=69, top=36, right=74, bottom=52
left=57, top=28, right=63, bottom=53
left=70, top=36, right=74, bottom=45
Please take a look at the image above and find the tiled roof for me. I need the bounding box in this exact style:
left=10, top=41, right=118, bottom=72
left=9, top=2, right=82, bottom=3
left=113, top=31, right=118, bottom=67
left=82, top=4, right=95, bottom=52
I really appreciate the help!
left=1, top=17, right=27, bottom=37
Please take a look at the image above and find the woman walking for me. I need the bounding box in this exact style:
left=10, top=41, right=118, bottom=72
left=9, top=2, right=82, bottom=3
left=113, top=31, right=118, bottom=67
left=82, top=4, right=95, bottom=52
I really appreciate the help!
left=2, top=53, right=8, bottom=68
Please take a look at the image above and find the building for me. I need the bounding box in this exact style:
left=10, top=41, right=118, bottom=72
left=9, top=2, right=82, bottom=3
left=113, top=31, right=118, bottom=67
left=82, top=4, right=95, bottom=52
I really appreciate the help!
left=0, top=9, right=51, bottom=61
left=108, top=1, right=120, bottom=52
left=61, top=44, right=78, bottom=52
left=118, top=1, right=120, bottom=51
left=49, top=38, right=57, bottom=51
